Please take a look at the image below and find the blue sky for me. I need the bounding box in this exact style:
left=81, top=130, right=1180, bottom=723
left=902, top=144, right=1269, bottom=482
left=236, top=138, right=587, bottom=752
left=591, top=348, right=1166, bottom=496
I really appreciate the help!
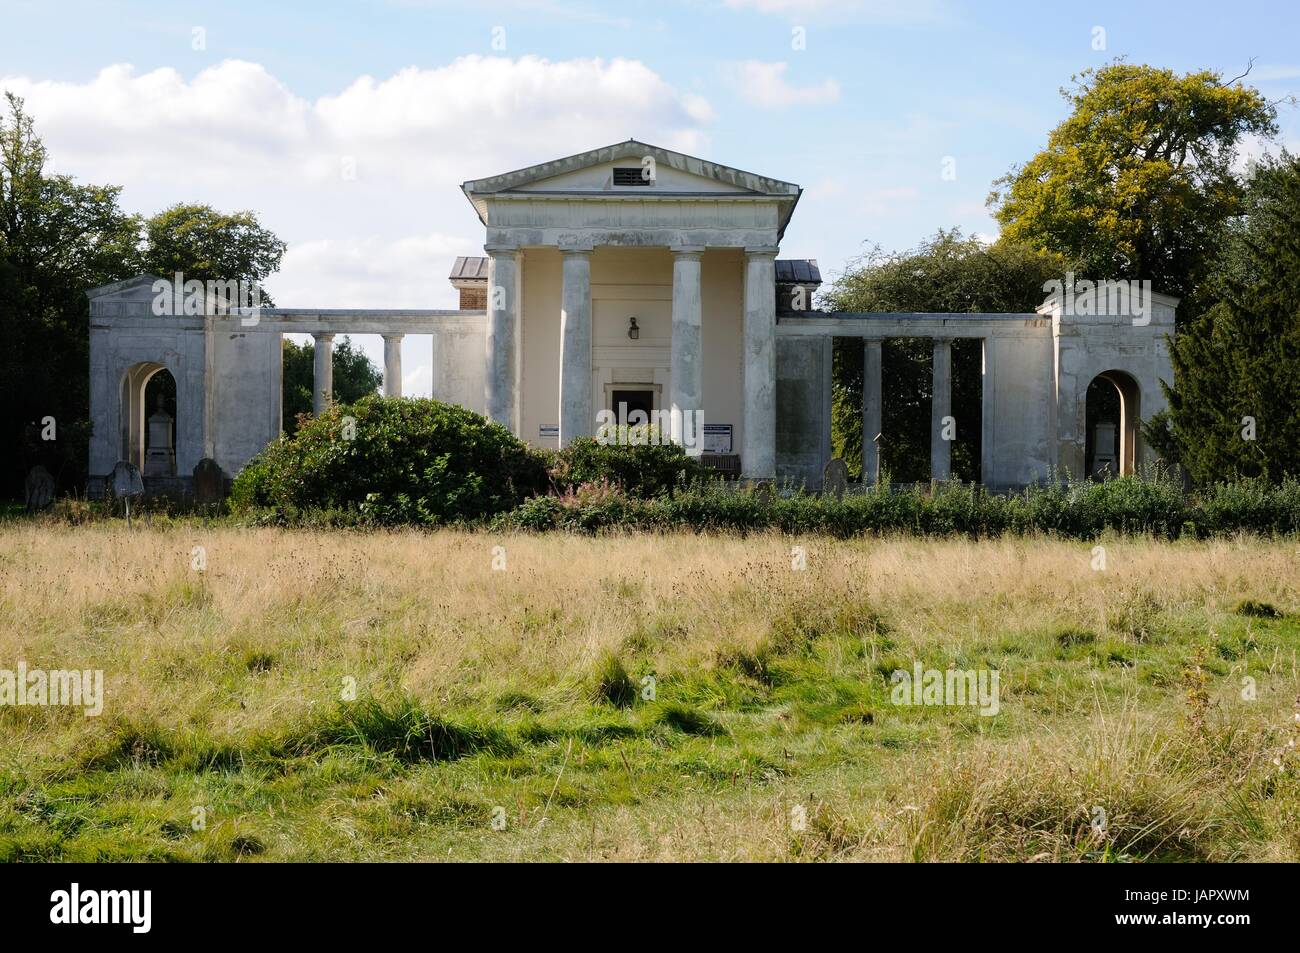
left=3, top=0, right=1297, bottom=391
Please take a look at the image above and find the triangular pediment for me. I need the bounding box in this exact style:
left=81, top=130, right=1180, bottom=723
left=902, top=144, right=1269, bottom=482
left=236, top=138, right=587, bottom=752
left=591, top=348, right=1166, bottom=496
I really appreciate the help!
left=86, top=274, right=167, bottom=300
left=462, top=140, right=800, bottom=198
left=515, top=158, right=758, bottom=194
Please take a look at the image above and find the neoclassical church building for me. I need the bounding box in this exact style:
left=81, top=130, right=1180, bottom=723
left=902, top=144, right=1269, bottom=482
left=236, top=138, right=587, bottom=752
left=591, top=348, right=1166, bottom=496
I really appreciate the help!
left=87, top=140, right=1176, bottom=493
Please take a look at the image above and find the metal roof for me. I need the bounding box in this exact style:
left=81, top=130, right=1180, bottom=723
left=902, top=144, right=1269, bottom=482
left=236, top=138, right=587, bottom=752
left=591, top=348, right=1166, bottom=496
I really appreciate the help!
left=449, top=256, right=490, bottom=281
left=775, top=259, right=821, bottom=285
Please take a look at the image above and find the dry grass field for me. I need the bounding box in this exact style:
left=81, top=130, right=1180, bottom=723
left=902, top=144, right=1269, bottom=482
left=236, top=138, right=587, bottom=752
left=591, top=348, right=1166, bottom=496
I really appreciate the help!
left=2, top=523, right=1299, bottom=861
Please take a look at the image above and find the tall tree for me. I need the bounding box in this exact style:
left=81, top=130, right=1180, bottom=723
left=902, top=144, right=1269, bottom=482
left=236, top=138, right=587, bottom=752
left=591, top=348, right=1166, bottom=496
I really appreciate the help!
left=989, top=62, right=1277, bottom=301
left=281, top=337, right=383, bottom=433
left=141, top=203, right=286, bottom=305
left=821, top=230, right=1064, bottom=481
left=1150, top=153, right=1300, bottom=482
left=1, top=92, right=141, bottom=495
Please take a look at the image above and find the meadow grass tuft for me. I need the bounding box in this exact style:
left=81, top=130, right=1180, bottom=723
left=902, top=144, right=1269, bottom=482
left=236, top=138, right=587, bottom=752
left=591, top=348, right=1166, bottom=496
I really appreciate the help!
left=590, top=653, right=638, bottom=709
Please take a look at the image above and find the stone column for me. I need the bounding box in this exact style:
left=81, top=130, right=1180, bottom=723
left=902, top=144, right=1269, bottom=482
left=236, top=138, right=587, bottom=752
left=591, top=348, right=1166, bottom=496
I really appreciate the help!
left=485, top=245, right=520, bottom=431
left=863, top=338, right=882, bottom=484
left=742, top=247, right=778, bottom=480
left=382, top=334, right=404, bottom=398
left=931, top=337, right=952, bottom=481
left=312, top=332, right=335, bottom=416
left=670, top=246, right=704, bottom=451
left=980, top=338, right=995, bottom=486
left=559, top=248, right=593, bottom=447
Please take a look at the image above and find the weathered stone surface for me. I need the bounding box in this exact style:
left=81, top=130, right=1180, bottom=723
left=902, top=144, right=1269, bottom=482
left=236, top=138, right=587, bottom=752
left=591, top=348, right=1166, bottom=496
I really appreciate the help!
left=193, top=457, right=226, bottom=504
left=670, top=247, right=703, bottom=448
left=558, top=249, right=592, bottom=447
left=110, top=460, right=144, bottom=499
left=822, top=458, right=849, bottom=500
left=742, top=248, right=777, bottom=480
left=24, top=466, right=55, bottom=511
left=775, top=335, right=832, bottom=489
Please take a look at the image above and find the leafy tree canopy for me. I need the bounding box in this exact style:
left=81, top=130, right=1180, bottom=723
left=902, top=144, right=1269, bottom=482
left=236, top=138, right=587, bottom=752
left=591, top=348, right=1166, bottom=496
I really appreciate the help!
left=1154, top=153, right=1300, bottom=482
left=989, top=62, right=1278, bottom=300
left=142, top=202, right=286, bottom=305
left=1, top=92, right=141, bottom=493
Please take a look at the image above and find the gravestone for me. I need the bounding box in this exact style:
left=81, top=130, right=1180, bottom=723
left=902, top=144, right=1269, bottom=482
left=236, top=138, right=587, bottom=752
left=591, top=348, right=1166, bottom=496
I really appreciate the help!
left=1091, top=421, right=1118, bottom=479
left=193, top=458, right=226, bottom=505
left=822, top=458, right=849, bottom=500
left=751, top=480, right=774, bottom=505
left=24, top=466, right=55, bottom=512
left=144, top=393, right=176, bottom=476
left=111, top=460, right=145, bottom=524
left=111, top=460, right=144, bottom=500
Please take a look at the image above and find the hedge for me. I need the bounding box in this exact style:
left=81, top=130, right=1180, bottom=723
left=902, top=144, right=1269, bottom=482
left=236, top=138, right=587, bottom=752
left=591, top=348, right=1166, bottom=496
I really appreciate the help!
left=493, top=475, right=1300, bottom=540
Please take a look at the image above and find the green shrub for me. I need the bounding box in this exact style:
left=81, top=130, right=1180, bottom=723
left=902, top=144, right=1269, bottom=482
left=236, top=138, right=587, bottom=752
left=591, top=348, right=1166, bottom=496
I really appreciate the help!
left=492, top=473, right=1300, bottom=540
left=230, top=396, right=547, bottom=524
left=549, top=432, right=704, bottom=498
left=1200, top=477, right=1299, bottom=536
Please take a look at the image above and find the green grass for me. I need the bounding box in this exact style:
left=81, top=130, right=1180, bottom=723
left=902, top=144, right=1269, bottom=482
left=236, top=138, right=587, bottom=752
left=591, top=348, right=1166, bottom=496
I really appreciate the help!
left=2, top=525, right=1299, bottom=861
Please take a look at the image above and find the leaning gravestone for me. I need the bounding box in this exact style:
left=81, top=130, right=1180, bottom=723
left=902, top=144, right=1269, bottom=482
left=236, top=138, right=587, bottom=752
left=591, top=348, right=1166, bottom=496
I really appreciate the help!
left=24, top=465, right=55, bottom=512
left=111, top=460, right=145, bottom=524
left=193, top=458, right=226, bottom=505
left=822, top=458, right=849, bottom=500
left=751, top=480, right=775, bottom=505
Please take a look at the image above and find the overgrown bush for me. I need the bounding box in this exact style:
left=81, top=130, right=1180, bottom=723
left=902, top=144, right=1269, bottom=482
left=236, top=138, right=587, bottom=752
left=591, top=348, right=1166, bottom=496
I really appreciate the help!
left=548, top=430, right=705, bottom=498
left=230, top=396, right=548, bottom=524
left=493, top=474, right=1300, bottom=540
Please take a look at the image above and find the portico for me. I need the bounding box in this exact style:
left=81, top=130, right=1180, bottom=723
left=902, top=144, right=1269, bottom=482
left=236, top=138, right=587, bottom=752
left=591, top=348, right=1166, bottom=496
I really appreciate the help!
left=461, top=139, right=801, bottom=477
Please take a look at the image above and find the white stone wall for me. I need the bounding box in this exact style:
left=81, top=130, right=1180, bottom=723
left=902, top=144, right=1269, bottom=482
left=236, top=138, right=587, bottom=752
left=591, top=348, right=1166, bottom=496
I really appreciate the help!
left=431, top=314, right=488, bottom=415
left=88, top=277, right=209, bottom=481
left=982, top=323, right=1057, bottom=488
left=1045, top=293, right=1177, bottom=478
left=89, top=276, right=488, bottom=485
left=208, top=327, right=281, bottom=475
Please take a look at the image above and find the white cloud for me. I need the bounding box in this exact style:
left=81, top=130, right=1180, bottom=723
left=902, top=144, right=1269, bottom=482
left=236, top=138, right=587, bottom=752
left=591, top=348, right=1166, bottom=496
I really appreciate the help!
left=1, top=55, right=714, bottom=307
left=1251, top=65, right=1300, bottom=81
left=271, top=233, right=482, bottom=310
left=313, top=55, right=713, bottom=184
left=2, top=61, right=311, bottom=190
left=723, top=61, right=840, bottom=109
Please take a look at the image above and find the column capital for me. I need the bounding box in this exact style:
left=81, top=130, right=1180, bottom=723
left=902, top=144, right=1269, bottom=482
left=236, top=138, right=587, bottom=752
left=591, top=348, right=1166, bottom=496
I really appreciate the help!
left=313, top=331, right=336, bottom=343
left=671, top=245, right=706, bottom=260
left=381, top=332, right=405, bottom=343
left=559, top=245, right=594, bottom=258
left=744, top=245, right=780, bottom=260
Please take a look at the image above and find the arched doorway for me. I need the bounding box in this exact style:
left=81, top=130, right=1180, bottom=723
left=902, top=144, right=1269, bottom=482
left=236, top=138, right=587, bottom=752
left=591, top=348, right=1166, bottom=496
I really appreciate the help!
left=119, top=363, right=177, bottom=474
left=1084, top=370, right=1140, bottom=478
